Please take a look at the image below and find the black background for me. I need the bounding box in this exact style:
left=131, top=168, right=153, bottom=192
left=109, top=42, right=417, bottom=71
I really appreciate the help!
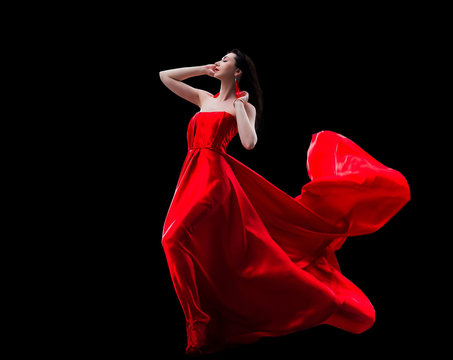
left=51, top=5, right=442, bottom=359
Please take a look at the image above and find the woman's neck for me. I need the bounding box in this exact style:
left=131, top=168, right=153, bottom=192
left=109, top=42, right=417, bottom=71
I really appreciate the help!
left=217, top=79, right=236, bottom=102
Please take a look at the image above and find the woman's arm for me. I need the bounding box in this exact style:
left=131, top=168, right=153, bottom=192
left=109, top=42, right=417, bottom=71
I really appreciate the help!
left=234, top=95, right=257, bottom=150
left=159, top=65, right=215, bottom=106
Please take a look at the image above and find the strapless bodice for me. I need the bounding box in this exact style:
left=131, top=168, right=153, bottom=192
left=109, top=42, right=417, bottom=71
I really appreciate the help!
left=187, top=112, right=238, bottom=153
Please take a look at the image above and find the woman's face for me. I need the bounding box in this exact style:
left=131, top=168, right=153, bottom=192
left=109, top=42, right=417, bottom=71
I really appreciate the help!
left=213, top=53, right=240, bottom=80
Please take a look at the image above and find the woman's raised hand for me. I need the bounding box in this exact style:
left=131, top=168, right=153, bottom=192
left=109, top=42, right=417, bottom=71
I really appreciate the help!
left=235, top=91, right=249, bottom=104
left=205, top=64, right=216, bottom=77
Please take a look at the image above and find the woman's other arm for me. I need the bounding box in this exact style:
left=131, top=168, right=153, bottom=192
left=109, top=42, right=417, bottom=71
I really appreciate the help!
left=234, top=94, right=257, bottom=150
left=159, top=65, right=215, bottom=106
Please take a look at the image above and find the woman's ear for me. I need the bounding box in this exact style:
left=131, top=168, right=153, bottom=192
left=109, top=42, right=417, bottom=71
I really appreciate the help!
left=234, top=69, right=243, bottom=79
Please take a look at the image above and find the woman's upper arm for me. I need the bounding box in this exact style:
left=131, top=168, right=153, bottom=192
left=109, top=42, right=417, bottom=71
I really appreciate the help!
left=159, top=72, right=203, bottom=106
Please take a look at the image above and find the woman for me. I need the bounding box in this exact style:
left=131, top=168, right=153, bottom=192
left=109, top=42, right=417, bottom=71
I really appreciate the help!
left=159, top=49, right=263, bottom=150
left=159, top=49, right=410, bottom=355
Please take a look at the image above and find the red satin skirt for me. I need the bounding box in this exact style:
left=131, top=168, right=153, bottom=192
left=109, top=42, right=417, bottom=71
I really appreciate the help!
left=162, top=130, right=410, bottom=354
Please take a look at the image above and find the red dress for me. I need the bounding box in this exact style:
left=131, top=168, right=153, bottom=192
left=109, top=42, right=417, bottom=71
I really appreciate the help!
left=161, top=111, right=410, bottom=355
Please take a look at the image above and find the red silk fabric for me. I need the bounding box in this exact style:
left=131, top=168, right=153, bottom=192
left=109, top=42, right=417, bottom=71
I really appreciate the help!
left=162, top=111, right=410, bottom=355
left=235, top=78, right=241, bottom=97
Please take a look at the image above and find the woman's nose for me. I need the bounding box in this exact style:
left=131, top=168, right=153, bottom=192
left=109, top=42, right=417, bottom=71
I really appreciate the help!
left=215, top=61, right=220, bottom=66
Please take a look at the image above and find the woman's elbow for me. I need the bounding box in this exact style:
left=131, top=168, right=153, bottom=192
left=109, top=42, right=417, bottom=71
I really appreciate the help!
left=242, top=137, right=257, bottom=150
